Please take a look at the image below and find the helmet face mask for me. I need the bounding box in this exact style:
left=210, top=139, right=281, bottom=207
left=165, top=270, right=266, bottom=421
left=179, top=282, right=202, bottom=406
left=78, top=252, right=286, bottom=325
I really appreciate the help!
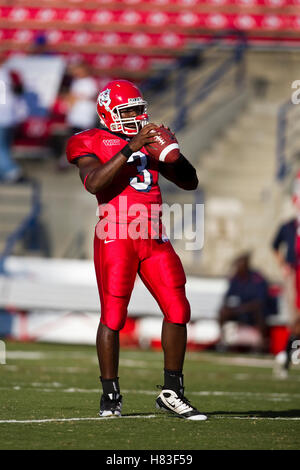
left=97, top=80, right=149, bottom=136
left=112, top=102, right=148, bottom=135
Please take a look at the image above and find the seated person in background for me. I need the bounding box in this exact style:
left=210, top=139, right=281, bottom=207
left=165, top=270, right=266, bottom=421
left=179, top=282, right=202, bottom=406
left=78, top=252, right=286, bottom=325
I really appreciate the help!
left=218, top=253, right=269, bottom=352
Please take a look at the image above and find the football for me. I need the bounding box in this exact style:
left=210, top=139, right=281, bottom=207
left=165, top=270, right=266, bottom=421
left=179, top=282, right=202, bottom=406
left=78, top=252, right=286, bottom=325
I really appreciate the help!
left=145, top=126, right=180, bottom=163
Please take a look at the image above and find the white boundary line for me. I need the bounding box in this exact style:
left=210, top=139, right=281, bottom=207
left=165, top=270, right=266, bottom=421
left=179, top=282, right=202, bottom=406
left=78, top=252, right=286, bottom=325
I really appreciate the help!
left=0, top=415, right=158, bottom=424
left=1, top=386, right=300, bottom=400
left=0, top=415, right=300, bottom=424
left=231, top=417, right=300, bottom=421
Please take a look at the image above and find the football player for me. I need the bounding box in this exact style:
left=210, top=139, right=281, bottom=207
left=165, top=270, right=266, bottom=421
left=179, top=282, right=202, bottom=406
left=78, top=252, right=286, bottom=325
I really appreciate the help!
left=66, top=79, right=207, bottom=421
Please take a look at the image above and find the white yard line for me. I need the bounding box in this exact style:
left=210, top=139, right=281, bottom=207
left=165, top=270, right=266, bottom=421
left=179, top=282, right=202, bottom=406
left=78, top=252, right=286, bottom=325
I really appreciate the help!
left=0, top=415, right=300, bottom=424
left=119, top=359, right=160, bottom=368
left=5, top=352, right=47, bottom=360
left=1, top=385, right=300, bottom=401
left=4, top=352, right=160, bottom=369
left=4, top=351, right=300, bottom=372
left=5, top=351, right=98, bottom=360
left=189, top=390, right=300, bottom=398
left=191, top=355, right=276, bottom=368
left=231, top=417, right=300, bottom=421
left=0, top=415, right=157, bottom=424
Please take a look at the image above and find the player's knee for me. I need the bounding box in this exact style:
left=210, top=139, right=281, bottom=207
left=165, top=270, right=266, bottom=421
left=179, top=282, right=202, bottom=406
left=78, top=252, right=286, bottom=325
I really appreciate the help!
left=101, top=300, right=128, bottom=331
left=101, top=314, right=127, bottom=332
left=166, top=297, right=191, bottom=324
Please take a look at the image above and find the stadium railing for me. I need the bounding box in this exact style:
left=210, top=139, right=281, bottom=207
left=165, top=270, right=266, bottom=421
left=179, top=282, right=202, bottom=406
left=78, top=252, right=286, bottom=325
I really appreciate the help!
left=142, top=30, right=247, bottom=134
left=276, top=98, right=300, bottom=183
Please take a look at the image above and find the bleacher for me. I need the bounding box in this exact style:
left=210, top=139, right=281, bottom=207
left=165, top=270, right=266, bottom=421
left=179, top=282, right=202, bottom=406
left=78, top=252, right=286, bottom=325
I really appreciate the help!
left=27, top=42, right=246, bottom=261
left=1, top=0, right=300, bottom=80
left=190, top=50, right=300, bottom=280
left=1, top=1, right=297, bottom=278
left=0, top=0, right=298, bottom=304
left=0, top=1, right=297, bottom=352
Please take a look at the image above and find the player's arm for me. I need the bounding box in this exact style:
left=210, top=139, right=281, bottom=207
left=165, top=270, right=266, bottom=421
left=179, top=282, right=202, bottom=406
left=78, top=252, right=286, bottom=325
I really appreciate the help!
left=76, top=154, right=125, bottom=194
left=75, top=123, right=159, bottom=194
left=158, top=154, right=198, bottom=191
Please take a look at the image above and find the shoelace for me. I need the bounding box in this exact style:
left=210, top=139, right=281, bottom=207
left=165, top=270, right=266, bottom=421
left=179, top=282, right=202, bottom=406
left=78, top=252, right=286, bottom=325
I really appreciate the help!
left=169, top=394, right=193, bottom=413
left=157, top=385, right=194, bottom=414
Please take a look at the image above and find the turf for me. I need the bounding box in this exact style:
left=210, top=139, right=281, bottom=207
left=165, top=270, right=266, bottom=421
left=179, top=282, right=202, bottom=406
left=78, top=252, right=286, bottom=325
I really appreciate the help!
left=0, top=341, right=300, bottom=450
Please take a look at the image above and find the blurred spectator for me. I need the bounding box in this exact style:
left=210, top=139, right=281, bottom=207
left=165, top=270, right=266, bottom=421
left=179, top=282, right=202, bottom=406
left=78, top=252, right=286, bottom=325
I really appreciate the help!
left=0, top=56, right=28, bottom=183
left=218, top=253, right=269, bottom=352
left=48, top=90, right=69, bottom=161
left=29, top=33, right=55, bottom=56
left=66, top=62, right=98, bottom=133
left=272, top=172, right=300, bottom=377
left=56, top=62, right=98, bottom=169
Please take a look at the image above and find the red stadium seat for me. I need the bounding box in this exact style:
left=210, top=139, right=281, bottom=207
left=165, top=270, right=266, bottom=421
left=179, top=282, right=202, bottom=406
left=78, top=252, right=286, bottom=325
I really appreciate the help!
left=1, top=1, right=300, bottom=80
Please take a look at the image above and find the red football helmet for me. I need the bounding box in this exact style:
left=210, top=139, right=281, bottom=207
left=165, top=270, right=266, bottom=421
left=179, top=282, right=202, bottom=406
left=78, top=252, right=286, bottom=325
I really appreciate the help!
left=96, top=79, right=148, bottom=135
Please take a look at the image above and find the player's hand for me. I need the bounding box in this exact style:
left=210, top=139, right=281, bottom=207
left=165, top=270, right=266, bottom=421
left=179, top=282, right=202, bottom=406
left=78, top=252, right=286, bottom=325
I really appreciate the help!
left=160, top=124, right=176, bottom=138
left=128, top=123, right=159, bottom=153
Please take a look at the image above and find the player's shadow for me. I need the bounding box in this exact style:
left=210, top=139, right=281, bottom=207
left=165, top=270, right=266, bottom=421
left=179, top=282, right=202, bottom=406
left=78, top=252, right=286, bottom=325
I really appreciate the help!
left=117, top=410, right=300, bottom=419
left=208, top=410, right=300, bottom=418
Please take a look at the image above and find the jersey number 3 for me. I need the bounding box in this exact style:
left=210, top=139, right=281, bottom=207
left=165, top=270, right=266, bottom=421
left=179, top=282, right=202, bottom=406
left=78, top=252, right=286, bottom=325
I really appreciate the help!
left=128, top=152, right=152, bottom=192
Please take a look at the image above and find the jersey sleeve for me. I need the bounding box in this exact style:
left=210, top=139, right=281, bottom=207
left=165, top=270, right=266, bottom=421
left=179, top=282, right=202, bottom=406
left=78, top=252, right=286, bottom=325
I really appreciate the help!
left=66, top=132, right=98, bottom=164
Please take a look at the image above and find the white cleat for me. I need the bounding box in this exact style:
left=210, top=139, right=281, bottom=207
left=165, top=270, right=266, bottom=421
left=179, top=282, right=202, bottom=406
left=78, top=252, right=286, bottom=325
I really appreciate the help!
left=156, top=389, right=207, bottom=421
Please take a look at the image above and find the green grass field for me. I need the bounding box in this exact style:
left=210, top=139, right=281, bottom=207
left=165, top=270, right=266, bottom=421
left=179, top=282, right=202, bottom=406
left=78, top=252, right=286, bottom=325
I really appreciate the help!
left=0, top=341, right=300, bottom=450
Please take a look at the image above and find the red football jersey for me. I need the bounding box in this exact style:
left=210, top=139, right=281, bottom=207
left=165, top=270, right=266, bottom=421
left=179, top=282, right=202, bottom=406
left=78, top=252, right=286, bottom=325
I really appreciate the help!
left=66, top=128, right=162, bottom=224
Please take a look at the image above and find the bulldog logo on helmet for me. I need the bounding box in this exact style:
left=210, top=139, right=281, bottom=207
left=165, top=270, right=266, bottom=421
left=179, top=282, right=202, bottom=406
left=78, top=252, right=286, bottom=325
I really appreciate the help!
left=98, top=88, right=111, bottom=108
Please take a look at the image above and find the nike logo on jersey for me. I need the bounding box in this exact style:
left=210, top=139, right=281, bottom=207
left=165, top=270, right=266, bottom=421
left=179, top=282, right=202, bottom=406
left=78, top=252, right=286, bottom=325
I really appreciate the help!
left=104, top=239, right=115, bottom=244
left=103, top=139, right=121, bottom=146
